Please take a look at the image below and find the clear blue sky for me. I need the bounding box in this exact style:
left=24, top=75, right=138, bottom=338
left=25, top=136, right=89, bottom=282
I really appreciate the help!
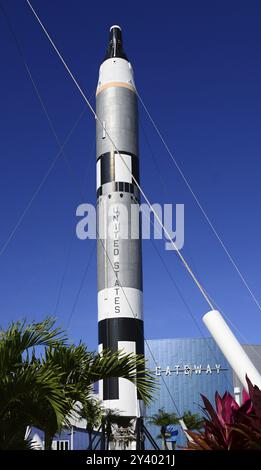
left=0, top=0, right=260, bottom=352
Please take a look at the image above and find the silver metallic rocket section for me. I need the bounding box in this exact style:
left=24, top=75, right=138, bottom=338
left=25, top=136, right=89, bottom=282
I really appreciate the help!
left=97, top=193, right=142, bottom=292
left=96, top=87, right=139, bottom=158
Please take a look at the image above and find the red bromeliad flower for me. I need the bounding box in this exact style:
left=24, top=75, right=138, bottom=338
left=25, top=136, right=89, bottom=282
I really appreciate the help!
left=185, top=376, right=261, bottom=450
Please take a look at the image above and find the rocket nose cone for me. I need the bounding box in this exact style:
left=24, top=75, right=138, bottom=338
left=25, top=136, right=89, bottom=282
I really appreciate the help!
left=104, top=25, right=128, bottom=61
left=110, top=25, right=121, bottom=32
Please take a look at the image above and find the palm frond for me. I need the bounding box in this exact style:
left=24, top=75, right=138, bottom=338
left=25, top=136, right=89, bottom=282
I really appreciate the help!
left=84, top=349, right=156, bottom=405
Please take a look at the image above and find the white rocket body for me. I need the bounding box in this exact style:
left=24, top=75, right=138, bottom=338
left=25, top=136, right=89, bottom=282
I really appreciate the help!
left=203, top=310, right=261, bottom=390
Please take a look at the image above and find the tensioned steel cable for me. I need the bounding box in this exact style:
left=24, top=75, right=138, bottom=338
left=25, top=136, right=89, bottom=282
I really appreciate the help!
left=144, top=185, right=261, bottom=379
left=137, top=90, right=261, bottom=313
left=142, top=118, right=261, bottom=366
left=148, top=237, right=234, bottom=390
left=26, top=0, right=215, bottom=312
left=81, top=139, right=96, bottom=195
left=143, top=67, right=261, bottom=377
left=140, top=119, right=245, bottom=389
left=0, top=107, right=85, bottom=259
left=54, top=232, right=74, bottom=316
left=141, top=120, right=235, bottom=387
left=139, top=121, right=235, bottom=388
left=55, top=140, right=96, bottom=316
left=0, top=2, right=99, bottom=323
left=0, top=0, right=89, bottom=181
left=66, top=244, right=96, bottom=329
left=0, top=2, right=89, bottom=259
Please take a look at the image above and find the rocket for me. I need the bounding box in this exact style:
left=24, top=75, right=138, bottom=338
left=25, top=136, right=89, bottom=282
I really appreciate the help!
left=96, top=26, right=144, bottom=419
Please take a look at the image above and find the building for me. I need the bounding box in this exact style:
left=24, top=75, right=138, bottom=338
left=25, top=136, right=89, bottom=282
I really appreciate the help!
left=29, top=425, right=92, bottom=451
left=28, top=401, right=101, bottom=450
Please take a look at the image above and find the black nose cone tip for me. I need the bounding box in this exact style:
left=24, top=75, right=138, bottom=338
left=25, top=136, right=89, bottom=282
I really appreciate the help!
left=105, top=25, right=128, bottom=61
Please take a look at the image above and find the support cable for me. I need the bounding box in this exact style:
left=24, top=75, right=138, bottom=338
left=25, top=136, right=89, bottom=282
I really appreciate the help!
left=137, top=90, right=261, bottom=313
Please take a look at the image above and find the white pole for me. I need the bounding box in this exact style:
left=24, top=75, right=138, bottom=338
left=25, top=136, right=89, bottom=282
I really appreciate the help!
left=179, top=419, right=194, bottom=443
left=234, top=386, right=242, bottom=406
left=70, top=425, right=74, bottom=451
left=203, top=310, right=261, bottom=390
left=24, top=426, right=31, bottom=441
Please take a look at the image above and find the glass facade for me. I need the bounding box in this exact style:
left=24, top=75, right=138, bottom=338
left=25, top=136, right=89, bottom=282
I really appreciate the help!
left=145, top=337, right=233, bottom=448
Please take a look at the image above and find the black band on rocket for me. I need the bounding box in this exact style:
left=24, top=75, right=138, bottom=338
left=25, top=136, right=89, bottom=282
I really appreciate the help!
left=97, top=181, right=140, bottom=198
left=98, top=317, right=144, bottom=400
left=97, top=151, right=140, bottom=188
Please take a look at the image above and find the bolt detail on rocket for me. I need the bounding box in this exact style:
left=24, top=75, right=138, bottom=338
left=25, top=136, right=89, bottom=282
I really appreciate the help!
left=96, top=26, right=144, bottom=419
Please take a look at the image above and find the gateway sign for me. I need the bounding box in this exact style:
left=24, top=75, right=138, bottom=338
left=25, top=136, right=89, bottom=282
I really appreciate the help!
left=155, top=364, right=228, bottom=376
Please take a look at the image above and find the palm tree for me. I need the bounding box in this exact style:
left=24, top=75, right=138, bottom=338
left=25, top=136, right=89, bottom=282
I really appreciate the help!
left=182, top=410, right=203, bottom=431
left=79, top=397, right=103, bottom=450
left=148, top=408, right=179, bottom=450
left=0, top=318, right=155, bottom=450
left=0, top=318, right=68, bottom=449
left=79, top=400, right=121, bottom=450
